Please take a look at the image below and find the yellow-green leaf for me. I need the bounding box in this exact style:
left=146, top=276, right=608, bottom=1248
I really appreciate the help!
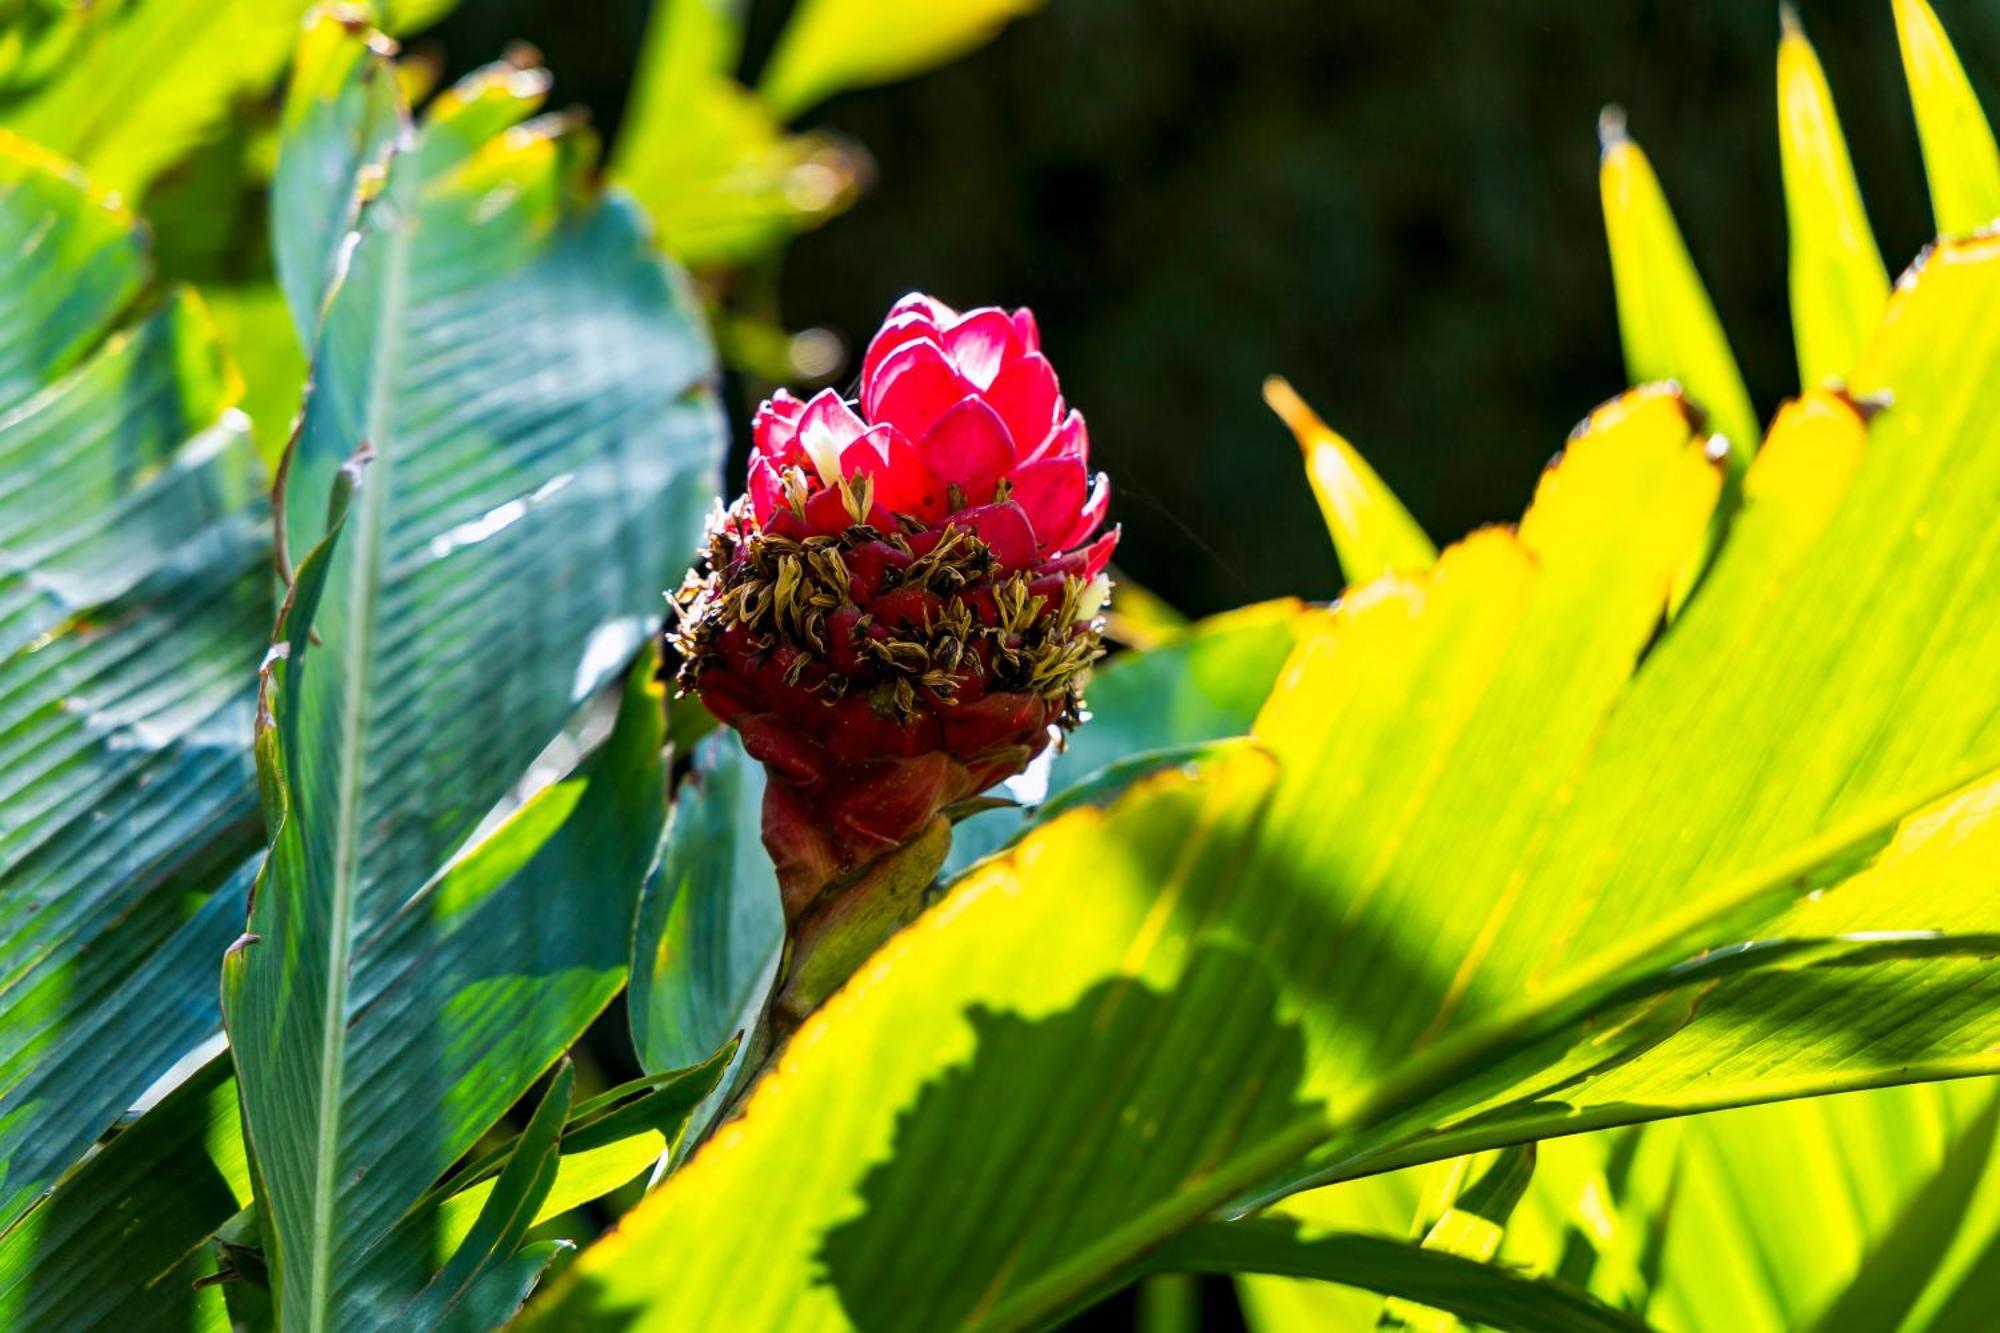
left=1597, top=111, right=1759, bottom=473
left=1777, top=4, right=1889, bottom=387
left=1893, top=0, right=2000, bottom=237
left=435, top=1131, right=665, bottom=1260
left=523, top=153, right=2000, bottom=1333
left=1263, top=375, right=1436, bottom=589
left=757, top=0, right=1043, bottom=120
left=614, top=0, right=861, bottom=267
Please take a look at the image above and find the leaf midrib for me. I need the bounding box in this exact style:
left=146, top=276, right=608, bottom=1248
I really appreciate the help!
left=301, top=189, right=412, bottom=1333
left=969, top=755, right=2000, bottom=1332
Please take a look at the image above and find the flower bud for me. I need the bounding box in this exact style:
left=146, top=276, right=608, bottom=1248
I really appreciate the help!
left=672, top=294, right=1117, bottom=915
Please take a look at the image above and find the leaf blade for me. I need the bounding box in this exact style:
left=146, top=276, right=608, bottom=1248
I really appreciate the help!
left=1597, top=113, right=1759, bottom=469
left=1893, top=0, right=2000, bottom=237
left=1777, top=5, right=1889, bottom=387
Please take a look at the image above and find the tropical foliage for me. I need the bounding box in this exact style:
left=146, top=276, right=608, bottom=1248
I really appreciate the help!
left=1, top=1, right=1997, bottom=1331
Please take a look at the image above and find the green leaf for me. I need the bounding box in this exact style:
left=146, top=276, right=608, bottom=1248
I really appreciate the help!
left=614, top=0, right=860, bottom=268
left=1238, top=1149, right=1537, bottom=1331
left=1597, top=112, right=1758, bottom=472
left=206, top=283, right=310, bottom=470
left=408, top=1062, right=572, bottom=1329
left=272, top=5, right=408, bottom=346
left=523, top=227, right=2000, bottom=1326
left=0, top=0, right=460, bottom=198
left=433, top=1046, right=735, bottom=1252
left=225, top=620, right=673, bottom=1328
left=1263, top=376, right=1436, bottom=588
left=1363, top=1082, right=2000, bottom=1333
left=0, top=1056, right=250, bottom=1329
left=0, top=0, right=314, bottom=195
left=1149, top=1218, right=1654, bottom=1333
left=1777, top=5, right=1889, bottom=387
left=0, top=134, right=270, bottom=1231
left=629, top=732, right=784, bottom=1148
left=942, top=598, right=1308, bottom=877
left=756, top=0, right=1043, bottom=119
left=1893, top=0, right=2000, bottom=237
left=226, top=29, right=724, bottom=1302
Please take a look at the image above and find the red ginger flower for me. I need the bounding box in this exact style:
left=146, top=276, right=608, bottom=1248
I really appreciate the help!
left=672, top=293, right=1118, bottom=915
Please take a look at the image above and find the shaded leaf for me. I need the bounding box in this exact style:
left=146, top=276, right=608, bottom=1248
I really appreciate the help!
left=1150, top=1218, right=1654, bottom=1333
left=0, top=1056, right=249, bottom=1329
left=629, top=731, right=785, bottom=1151
left=0, top=133, right=269, bottom=1231
left=406, top=1063, right=572, bottom=1329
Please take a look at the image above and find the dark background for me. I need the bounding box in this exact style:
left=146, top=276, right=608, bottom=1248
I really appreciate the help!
left=424, top=0, right=2000, bottom=620
left=418, top=2, right=1998, bottom=1324
left=428, top=0, right=1999, bottom=618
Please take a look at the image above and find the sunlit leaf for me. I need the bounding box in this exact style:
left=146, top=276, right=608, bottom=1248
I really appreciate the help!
left=0, top=0, right=459, bottom=197
left=525, top=228, right=2000, bottom=1327
left=206, top=283, right=309, bottom=469
left=940, top=598, right=1307, bottom=878
left=1263, top=375, right=1435, bottom=588
left=615, top=0, right=861, bottom=268
left=1267, top=1081, right=2000, bottom=1333
left=273, top=5, right=408, bottom=344
left=1777, top=4, right=1888, bottom=387
left=0, top=0, right=315, bottom=195
left=756, top=0, right=1043, bottom=120
left=1597, top=111, right=1758, bottom=472
left=218, top=16, right=724, bottom=1326
left=0, top=132, right=269, bottom=1232
left=405, top=1062, right=571, bottom=1330
left=1893, top=0, right=2000, bottom=237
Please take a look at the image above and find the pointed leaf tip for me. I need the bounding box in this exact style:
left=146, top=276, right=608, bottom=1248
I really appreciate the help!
left=1777, top=3, right=1889, bottom=386
left=1596, top=120, right=1759, bottom=473
left=1262, top=375, right=1435, bottom=589
left=1893, top=0, right=2000, bottom=236
left=1597, top=104, right=1629, bottom=156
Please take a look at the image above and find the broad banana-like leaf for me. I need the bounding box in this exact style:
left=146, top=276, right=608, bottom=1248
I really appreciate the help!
left=272, top=5, right=408, bottom=347
left=1893, top=0, right=2000, bottom=237
left=0, top=1056, right=250, bottom=1329
left=1597, top=114, right=1758, bottom=472
left=0, top=133, right=269, bottom=1231
left=524, top=223, right=2000, bottom=1329
left=219, top=16, right=724, bottom=1326
left=756, top=0, right=1043, bottom=119
left=1777, top=5, right=1888, bottom=387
